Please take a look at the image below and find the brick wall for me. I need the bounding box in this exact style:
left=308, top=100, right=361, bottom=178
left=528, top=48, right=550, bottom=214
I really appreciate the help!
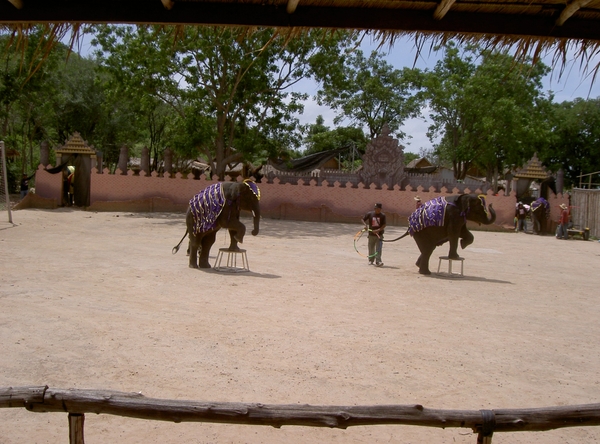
left=32, top=166, right=569, bottom=230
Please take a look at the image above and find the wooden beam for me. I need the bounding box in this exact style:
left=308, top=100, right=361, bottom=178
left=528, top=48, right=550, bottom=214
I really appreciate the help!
left=160, top=0, right=174, bottom=11
left=555, top=0, right=593, bottom=26
left=0, top=0, right=599, bottom=42
left=3, top=387, right=600, bottom=433
left=7, top=0, right=23, bottom=9
left=287, top=0, right=300, bottom=14
left=433, top=0, right=456, bottom=20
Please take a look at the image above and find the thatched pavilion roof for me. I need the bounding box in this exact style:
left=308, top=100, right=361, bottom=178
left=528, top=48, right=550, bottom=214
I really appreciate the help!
left=1, top=0, right=600, bottom=42
left=1, top=0, right=599, bottom=74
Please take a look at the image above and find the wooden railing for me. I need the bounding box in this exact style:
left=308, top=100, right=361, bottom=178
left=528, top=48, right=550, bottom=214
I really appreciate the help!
left=2, top=386, right=600, bottom=443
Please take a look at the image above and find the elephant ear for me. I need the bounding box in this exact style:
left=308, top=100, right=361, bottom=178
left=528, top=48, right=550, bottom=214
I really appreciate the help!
left=243, top=179, right=261, bottom=201
left=457, top=194, right=470, bottom=213
left=477, top=194, right=489, bottom=216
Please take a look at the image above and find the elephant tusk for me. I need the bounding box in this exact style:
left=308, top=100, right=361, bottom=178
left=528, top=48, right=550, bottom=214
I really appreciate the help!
left=252, top=211, right=256, bottom=218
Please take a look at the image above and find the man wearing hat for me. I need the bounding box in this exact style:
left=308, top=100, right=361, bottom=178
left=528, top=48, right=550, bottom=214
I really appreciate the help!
left=414, top=196, right=422, bottom=209
left=362, top=203, right=386, bottom=266
left=558, top=203, right=570, bottom=240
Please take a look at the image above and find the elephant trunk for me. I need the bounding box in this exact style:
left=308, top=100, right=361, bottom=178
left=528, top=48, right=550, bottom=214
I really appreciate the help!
left=483, top=204, right=496, bottom=225
left=251, top=205, right=260, bottom=236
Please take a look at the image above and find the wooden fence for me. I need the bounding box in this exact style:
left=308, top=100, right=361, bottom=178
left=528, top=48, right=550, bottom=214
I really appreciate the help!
left=2, top=386, right=600, bottom=444
left=571, top=188, right=600, bottom=238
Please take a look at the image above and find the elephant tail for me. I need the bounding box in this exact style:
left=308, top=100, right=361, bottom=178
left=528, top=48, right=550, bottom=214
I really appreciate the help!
left=172, top=228, right=189, bottom=254
left=383, top=228, right=411, bottom=243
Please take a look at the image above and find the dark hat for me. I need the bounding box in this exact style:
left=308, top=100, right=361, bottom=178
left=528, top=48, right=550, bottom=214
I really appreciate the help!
left=374, top=203, right=382, bottom=209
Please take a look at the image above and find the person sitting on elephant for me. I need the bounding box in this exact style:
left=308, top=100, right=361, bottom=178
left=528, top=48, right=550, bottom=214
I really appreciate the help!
left=415, top=196, right=422, bottom=209
left=362, top=203, right=386, bottom=267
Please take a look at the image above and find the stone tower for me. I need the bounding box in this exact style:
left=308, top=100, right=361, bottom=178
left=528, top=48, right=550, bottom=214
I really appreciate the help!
left=359, top=123, right=405, bottom=188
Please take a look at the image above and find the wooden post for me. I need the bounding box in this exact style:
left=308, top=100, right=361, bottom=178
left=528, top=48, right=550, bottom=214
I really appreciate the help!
left=68, top=413, right=85, bottom=444
left=476, top=409, right=495, bottom=444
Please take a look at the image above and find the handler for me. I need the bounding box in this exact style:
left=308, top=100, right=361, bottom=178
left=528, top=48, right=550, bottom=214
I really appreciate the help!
left=362, top=203, right=386, bottom=267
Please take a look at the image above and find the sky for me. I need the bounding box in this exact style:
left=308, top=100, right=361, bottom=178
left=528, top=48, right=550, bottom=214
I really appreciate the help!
left=291, top=36, right=600, bottom=154
left=71, top=32, right=600, bottom=155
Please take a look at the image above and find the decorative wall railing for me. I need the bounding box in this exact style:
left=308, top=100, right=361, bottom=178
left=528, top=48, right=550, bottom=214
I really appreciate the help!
left=31, top=164, right=569, bottom=229
left=2, top=386, right=600, bottom=444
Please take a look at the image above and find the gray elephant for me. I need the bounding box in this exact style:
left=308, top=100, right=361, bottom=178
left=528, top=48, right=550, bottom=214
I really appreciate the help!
left=173, top=180, right=261, bottom=268
left=387, top=194, right=496, bottom=275
left=530, top=197, right=551, bottom=234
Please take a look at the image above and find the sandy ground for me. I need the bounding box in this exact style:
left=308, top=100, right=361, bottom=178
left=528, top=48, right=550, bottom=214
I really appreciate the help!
left=1, top=208, right=600, bottom=444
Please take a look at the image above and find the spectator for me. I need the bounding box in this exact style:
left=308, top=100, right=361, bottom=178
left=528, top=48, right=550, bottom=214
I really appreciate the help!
left=558, top=203, right=569, bottom=240
left=515, top=201, right=528, bottom=232
left=20, top=172, right=35, bottom=200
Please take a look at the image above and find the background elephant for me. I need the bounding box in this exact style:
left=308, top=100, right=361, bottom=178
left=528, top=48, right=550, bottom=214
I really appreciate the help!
left=530, top=197, right=551, bottom=234
left=388, top=194, right=496, bottom=275
left=173, top=180, right=261, bottom=268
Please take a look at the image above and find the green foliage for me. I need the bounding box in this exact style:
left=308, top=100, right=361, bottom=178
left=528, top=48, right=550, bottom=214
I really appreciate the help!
left=404, top=152, right=420, bottom=165
left=422, top=42, right=551, bottom=186
left=301, top=115, right=368, bottom=171
left=314, top=49, right=423, bottom=139
left=92, top=26, right=352, bottom=179
left=540, top=98, right=600, bottom=188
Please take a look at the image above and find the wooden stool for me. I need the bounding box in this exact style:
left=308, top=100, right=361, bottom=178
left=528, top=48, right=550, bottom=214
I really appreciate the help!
left=437, top=256, right=464, bottom=276
left=214, top=248, right=250, bottom=272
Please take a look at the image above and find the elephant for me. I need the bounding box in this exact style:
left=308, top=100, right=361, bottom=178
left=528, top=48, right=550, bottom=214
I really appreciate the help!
left=386, top=194, right=496, bottom=275
left=530, top=197, right=551, bottom=234
left=173, top=180, right=261, bottom=268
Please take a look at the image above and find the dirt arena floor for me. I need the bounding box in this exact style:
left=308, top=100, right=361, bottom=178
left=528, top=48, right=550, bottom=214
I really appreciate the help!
left=1, top=208, right=600, bottom=443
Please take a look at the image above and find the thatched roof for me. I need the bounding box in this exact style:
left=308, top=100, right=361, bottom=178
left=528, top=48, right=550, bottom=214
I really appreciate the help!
left=2, top=0, right=600, bottom=42
left=2, top=0, right=599, bottom=74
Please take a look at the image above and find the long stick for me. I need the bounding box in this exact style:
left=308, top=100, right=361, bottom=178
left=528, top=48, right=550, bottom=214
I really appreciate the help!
left=2, top=386, right=600, bottom=434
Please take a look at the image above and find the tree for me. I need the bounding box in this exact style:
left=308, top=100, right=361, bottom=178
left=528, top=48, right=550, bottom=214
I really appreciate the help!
left=0, top=28, right=64, bottom=172
left=301, top=115, right=368, bottom=171
left=541, top=98, right=600, bottom=188
left=92, top=26, right=353, bottom=179
left=314, top=49, right=423, bottom=140
left=423, top=42, right=551, bottom=187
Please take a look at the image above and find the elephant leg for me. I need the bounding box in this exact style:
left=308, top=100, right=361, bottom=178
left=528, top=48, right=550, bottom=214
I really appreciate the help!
left=459, top=225, right=474, bottom=251
left=414, top=235, right=433, bottom=275
left=198, top=231, right=217, bottom=268
left=188, top=234, right=200, bottom=269
left=226, top=220, right=247, bottom=250
left=418, top=248, right=434, bottom=275
left=227, top=223, right=247, bottom=251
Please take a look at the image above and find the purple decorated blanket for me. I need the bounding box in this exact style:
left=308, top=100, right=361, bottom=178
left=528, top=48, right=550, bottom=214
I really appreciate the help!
left=531, top=197, right=550, bottom=216
left=189, top=183, right=226, bottom=235
left=408, top=196, right=448, bottom=236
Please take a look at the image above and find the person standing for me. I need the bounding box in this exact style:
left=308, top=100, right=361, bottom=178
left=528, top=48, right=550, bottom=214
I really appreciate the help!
left=362, top=203, right=386, bottom=267
left=20, top=172, right=35, bottom=200
left=558, top=203, right=569, bottom=240
left=515, top=201, right=528, bottom=232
